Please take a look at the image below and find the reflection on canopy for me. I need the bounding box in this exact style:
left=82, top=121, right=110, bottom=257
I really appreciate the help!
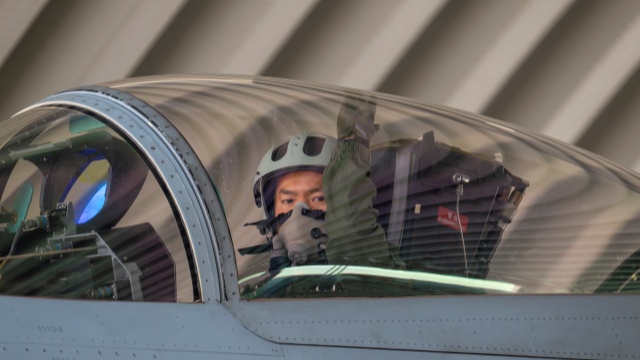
left=106, top=75, right=640, bottom=298
left=240, top=265, right=522, bottom=298
left=0, top=107, right=196, bottom=302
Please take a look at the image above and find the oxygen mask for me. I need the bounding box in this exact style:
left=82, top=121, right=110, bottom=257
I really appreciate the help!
left=271, top=202, right=328, bottom=265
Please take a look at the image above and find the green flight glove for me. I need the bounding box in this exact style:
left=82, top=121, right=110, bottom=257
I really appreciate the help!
left=336, top=95, right=379, bottom=146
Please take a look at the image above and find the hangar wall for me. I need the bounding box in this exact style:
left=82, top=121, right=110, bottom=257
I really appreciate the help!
left=0, top=0, right=639, bottom=171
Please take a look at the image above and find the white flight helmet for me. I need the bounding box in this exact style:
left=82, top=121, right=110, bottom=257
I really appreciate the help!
left=253, top=132, right=337, bottom=219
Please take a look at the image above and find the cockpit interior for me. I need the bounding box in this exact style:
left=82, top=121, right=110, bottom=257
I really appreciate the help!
left=0, top=75, right=639, bottom=304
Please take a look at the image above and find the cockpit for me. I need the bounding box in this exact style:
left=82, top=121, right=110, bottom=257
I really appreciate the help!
left=0, top=75, right=639, bottom=303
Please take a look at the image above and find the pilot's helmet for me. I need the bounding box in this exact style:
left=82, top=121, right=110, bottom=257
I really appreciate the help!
left=253, top=132, right=336, bottom=219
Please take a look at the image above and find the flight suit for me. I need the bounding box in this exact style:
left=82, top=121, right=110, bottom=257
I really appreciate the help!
left=323, top=138, right=401, bottom=269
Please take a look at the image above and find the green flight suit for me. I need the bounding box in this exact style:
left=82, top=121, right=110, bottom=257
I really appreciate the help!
left=323, top=138, right=401, bottom=269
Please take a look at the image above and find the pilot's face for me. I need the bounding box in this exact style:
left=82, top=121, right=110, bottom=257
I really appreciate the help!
left=274, top=170, right=326, bottom=216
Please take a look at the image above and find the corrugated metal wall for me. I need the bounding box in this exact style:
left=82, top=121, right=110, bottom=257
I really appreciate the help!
left=1, top=0, right=639, bottom=170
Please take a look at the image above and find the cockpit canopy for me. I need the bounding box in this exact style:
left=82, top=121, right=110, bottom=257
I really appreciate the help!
left=0, top=75, right=639, bottom=302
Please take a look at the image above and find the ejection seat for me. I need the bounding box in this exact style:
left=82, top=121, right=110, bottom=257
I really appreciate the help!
left=370, top=131, right=528, bottom=279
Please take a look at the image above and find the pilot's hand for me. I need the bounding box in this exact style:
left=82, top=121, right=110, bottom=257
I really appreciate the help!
left=337, top=95, right=379, bottom=146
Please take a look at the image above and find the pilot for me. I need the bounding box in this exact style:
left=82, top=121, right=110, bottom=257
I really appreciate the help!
left=251, top=96, right=401, bottom=273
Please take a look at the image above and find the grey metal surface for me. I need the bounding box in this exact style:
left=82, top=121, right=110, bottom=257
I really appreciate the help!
left=230, top=294, right=640, bottom=359
left=0, top=295, right=283, bottom=359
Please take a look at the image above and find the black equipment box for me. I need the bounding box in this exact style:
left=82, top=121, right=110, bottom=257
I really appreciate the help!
left=371, top=131, right=528, bottom=278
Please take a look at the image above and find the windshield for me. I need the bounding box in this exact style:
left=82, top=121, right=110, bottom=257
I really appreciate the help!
left=0, top=106, right=198, bottom=302
left=108, top=75, right=640, bottom=298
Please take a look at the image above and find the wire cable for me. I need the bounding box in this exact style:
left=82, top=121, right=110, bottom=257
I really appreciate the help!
left=456, top=183, right=468, bottom=278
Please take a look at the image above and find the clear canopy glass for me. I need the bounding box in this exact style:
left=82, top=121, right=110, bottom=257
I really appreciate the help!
left=24, top=75, right=640, bottom=299
left=0, top=106, right=197, bottom=302
left=102, top=75, right=639, bottom=298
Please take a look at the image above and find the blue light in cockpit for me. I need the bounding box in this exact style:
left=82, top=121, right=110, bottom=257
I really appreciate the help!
left=78, top=182, right=107, bottom=224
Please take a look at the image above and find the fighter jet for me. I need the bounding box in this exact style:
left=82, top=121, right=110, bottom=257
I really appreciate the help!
left=0, top=74, right=637, bottom=359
